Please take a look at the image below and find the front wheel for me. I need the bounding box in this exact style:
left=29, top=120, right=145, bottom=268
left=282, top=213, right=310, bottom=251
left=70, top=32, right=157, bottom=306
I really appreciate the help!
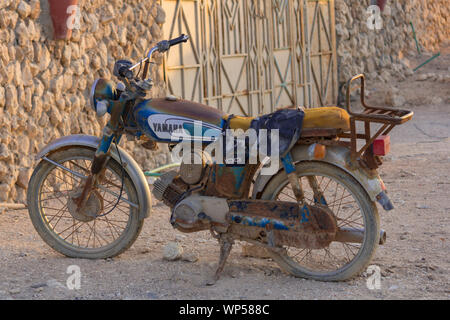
left=261, top=161, right=380, bottom=281
left=27, top=147, right=144, bottom=259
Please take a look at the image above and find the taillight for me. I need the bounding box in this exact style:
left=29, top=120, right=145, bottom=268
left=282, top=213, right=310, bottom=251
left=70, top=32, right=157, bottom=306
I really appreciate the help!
left=373, top=135, right=391, bottom=156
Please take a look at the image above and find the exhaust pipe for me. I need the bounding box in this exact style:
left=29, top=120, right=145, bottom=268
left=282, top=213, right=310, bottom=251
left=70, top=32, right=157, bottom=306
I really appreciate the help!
left=335, top=228, right=387, bottom=245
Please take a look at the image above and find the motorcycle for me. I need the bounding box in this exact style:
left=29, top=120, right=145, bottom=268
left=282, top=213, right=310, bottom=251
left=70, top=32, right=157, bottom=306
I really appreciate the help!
left=27, top=34, right=413, bottom=283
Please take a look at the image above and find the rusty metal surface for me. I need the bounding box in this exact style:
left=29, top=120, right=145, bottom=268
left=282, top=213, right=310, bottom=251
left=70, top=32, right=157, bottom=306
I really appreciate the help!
left=205, top=164, right=258, bottom=199
left=228, top=200, right=337, bottom=249
left=300, top=128, right=342, bottom=138
left=335, top=228, right=387, bottom=245
left=341, top=74, right=414, bottom=162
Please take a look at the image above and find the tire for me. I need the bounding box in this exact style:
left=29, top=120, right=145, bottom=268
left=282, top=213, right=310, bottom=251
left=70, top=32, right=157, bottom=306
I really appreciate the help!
left=27, top=147, right=144, bottom=259
left=260, top=161, right=380, bottom=281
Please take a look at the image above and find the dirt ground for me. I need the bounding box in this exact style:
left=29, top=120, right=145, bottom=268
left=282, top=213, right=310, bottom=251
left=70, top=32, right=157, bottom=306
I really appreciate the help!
left=0, top=46, right=449, bottom=301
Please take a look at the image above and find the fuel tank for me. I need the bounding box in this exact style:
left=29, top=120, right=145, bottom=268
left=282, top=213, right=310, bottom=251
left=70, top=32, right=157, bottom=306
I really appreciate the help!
left=134, top=98, right=225, bottom=143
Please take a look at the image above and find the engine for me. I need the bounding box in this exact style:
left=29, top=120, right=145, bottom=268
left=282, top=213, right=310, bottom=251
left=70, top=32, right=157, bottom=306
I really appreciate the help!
left=152, top=170, right=230, bottom=233
left=152, top=171, right=188, bottom=208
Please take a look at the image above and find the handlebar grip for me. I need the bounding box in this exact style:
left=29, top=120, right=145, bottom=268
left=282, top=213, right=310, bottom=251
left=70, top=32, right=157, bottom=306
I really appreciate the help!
left=168, top=34, right=189, bottom=47
left=156, top=35, right=190, bottom=53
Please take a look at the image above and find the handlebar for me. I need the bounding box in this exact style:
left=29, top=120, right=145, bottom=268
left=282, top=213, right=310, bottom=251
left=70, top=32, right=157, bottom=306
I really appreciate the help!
left=168, top=34, right=190, bottom=47
left=154, top=34, right=190, bottom=54
left=128, top=34, right=190, bottom=77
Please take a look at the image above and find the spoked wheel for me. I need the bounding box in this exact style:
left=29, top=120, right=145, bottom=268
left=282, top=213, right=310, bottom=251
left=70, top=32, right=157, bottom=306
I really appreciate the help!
left=261, top=161, right=380, bottom=281
left=27, top=147, right=144, bottom=259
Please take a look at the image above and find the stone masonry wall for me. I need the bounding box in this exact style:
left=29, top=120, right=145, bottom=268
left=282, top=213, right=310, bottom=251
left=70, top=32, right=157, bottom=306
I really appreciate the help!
left=335, top=0, right=449, bottom=86
left=0, top=0, right=168, bottom=204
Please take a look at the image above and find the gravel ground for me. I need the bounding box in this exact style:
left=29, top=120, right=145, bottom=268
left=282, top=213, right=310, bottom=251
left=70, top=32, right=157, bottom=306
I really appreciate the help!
left=0, top=48, right=449, bottom=301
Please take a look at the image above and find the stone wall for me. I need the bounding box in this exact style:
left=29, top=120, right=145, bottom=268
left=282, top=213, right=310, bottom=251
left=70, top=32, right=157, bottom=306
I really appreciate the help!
left=335, top=0, right=449, bottom=86
left=0, top=0, right=168, bottom=203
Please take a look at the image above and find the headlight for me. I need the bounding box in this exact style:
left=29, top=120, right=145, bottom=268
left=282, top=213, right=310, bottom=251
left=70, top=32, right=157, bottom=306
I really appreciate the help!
left=89, top=78, right=116, bottom=116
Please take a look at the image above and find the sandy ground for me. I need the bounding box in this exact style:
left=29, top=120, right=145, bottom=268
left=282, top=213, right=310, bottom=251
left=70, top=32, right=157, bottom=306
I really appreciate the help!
left=0, top=47, right=449, bottom=301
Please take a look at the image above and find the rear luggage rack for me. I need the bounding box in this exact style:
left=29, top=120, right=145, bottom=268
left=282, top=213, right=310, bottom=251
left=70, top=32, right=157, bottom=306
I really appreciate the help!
left=339, top=74, right=414, bottom=162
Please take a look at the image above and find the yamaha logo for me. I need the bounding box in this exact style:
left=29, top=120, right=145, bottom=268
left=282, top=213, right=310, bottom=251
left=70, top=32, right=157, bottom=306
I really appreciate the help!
left=152, top=122, right=184, bottom=134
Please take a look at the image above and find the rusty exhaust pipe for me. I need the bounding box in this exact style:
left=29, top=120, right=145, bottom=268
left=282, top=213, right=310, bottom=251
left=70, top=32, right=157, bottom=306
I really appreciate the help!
left=335, top=228, right=387, bottom=245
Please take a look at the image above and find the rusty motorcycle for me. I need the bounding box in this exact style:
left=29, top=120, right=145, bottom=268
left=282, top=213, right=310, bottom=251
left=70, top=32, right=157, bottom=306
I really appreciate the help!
left=27, top=35, right=413, bottom=282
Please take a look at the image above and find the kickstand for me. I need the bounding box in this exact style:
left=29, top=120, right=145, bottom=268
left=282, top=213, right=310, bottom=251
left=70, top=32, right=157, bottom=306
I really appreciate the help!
left=206, top=234, right=234, bottom=286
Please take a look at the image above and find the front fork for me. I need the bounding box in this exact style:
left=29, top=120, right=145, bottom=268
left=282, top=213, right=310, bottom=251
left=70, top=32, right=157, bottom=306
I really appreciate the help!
left=73, top=98, right=128, bottom=212
left=74, top=126, right=122, bottom=211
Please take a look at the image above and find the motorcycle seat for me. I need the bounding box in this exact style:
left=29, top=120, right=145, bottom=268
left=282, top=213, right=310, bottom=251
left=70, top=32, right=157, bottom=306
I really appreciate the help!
left=226, top=107, right=350, bottom=133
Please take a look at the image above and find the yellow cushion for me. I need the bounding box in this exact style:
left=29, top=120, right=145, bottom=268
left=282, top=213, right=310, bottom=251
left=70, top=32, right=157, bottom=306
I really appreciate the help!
left=303, top=107, right=350, bottom=131
left=227, top=116, right=255, bottom=131
left=225, top=107, right=350, bottom=132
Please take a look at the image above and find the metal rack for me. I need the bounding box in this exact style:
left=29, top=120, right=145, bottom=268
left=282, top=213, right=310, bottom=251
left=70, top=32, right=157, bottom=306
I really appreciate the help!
left=339, top=74, right=414, bottom=162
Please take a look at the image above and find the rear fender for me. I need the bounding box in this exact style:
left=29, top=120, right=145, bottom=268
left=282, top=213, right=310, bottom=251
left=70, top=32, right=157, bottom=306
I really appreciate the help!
left=252, top=145, right=391, bottom=210
left=36, top=134, right=152, bottom=220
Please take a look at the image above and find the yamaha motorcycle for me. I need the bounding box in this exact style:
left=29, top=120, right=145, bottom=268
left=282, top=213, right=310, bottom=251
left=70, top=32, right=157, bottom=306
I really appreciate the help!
left=27, top=35, right=413, bottom=282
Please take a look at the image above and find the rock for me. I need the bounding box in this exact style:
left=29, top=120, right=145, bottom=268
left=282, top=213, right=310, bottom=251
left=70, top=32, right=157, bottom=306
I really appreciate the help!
left=388, top=285, right=399, bottom=291
left=9, top=288, right=21, bottom=295
left=30, top=282, right=47, bottom=289
left=181, top=252, right=199, bottom=263
left=50, top=75, right=64, bottom=95
left=118, top=27, right=127, bottom=46
left=16, top=168, right=31, bottom=189
left=163, top=242, right=183, bottom=261
left=61, top=45, right=72, bottom=67
left=5, top=84, right=18, bottom=114
left=430, top=96, right=443, bottom=105
left=17, top=1, right=31, bottom=19
left=174, top=234, right=186, bottom=242
left=38, top=45, right=51, bottom=72
left=146, top=291, right=159, bottom=300
left=150, top=24, right=162, bottom=39
left=0, top=290, right=13, bottom=300
left=0, top=86, right=5, bottom=108
left=46, top=279, right=66, bottom=289
left=29, top=0, right=41, bottom=19
left=416, top=73, right=434, bottom=81
left=155, top=6, right=166, bottom=24
left=22, top=62, right=33, bottom=87
left=0, top=183, right=11, bottom=201
left=385, top=88, right=406, bottom=107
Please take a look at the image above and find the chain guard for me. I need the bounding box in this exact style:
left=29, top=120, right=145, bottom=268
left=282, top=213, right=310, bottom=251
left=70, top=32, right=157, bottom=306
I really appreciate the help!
left=228, top=201, right=338, bottom=250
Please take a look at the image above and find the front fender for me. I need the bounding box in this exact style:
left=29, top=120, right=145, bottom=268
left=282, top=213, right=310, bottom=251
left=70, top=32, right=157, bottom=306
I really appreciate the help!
left=252, top=144, right=386, bottom=205
left=36, top=134, right=152, bottom=220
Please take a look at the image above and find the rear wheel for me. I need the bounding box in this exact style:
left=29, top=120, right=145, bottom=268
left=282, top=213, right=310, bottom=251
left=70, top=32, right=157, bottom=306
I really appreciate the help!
left=261, top=161, right=380, bottom=281
left=27, top=147, right=144, bottom=259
